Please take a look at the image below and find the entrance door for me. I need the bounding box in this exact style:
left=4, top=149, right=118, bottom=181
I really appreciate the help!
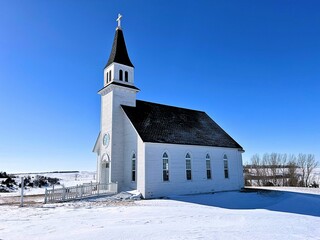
left=101, top=162, right=110, bottom=184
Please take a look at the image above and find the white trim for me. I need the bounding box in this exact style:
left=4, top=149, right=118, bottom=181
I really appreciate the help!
left=92, top=132, right=101, bottom=153
left=145, top=141, right=241, bottom=150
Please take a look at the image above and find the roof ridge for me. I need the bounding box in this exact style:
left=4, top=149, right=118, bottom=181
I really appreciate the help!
left=135, top=99, right=206, bottom=113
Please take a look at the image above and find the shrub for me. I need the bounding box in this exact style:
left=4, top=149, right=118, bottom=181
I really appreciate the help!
left=2, top=176, right=16, bottom=187
left=0, top=172, right=8, bottom=178
left=265, top=181, right=275, bottom=186
left=309, top=181, right=319, bottom=188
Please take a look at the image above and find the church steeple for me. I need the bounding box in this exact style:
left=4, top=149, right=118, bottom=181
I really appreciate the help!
left=95, top=14, right=138, bottom=187
left=105, top=28, right=134, bottom=68
left=103, top=14, right=135, bottom=87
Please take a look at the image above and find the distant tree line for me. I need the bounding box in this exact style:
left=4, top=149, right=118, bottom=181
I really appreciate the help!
left=244, top=153, right=319, bottom=187
left=0, top=172, right=15, bottom=178
left=0, top=172, right=60, bottom=189
left=20, top=175, right=60, bottom=188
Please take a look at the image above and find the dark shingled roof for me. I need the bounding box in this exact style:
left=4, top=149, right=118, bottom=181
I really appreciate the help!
left=105, top=28, right=134, bottom=68
left=122, top=100, right=243, bottom=149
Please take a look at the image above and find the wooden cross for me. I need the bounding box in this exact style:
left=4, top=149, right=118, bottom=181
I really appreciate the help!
left=116, top=14, right=122, bottom=28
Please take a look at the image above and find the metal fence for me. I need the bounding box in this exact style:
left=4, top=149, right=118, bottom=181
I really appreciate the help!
left=44, top=182, right=118, bottom=203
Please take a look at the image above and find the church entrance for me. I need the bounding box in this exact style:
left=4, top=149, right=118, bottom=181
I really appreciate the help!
left=101, top=161, right=110, bottom=184
left=100, top=153, right=110, bottom=184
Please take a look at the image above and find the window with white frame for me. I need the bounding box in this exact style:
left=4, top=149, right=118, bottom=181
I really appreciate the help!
left=162, top=152, right=169, bottom=181
left=223, top=154, right=229, bottom=178
left=206, top=154, right=211, bottom=179
left=185, top=153, right=192, bottom=180
left=132, top=153, right=136, bottom=182
left=125, top=71, right=128, bottom=82
left=119, top=69, right=123, bottom=81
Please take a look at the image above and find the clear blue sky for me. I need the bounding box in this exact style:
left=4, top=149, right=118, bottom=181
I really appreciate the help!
left=1, top=1, right=319, bottom=173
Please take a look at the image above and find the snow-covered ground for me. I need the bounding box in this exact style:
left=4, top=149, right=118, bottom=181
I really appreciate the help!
left=247, top=186, right=320, bottom=195
left=1, top=171, right=320, bottom=239
left=0, top=189, right=319, bottom=239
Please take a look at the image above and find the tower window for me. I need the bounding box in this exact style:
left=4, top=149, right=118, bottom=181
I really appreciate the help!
left=125, top=71, right=128, bottom=82
left=206, top=154, right=211, bottom=179
left=185, top=153, right=192, bottom=180
left=119, top=69, right=123, bottom=81
left=223, top=154, right=229, bottom=179
left=132, top=153, right=136, bottom=182
left=109, top=70, right=112, bottom=81
left=106, top=72, right=109, bottom=83
left=162, top=152, right=169, bottom=181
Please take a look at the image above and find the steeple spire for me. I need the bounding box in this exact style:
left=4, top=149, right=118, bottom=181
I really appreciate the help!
left=105, top=14, right=134, bottom=68
left=103, top=14, right=136, bottom=88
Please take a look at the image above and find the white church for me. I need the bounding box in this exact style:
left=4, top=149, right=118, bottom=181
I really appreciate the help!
left=93, top=15, right=244, bottom=198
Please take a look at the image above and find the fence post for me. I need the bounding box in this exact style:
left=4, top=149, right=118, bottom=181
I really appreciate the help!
left=20, top=177, right=24, bottom=207
left=44, top=188, right=48, bottom=204
left=62, top=186, right=66, bottom=201
left=52, top=185, right=55, bottom=203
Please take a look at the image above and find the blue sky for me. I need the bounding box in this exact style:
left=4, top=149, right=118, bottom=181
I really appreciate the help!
left=1, top=1, right=319, bottom=173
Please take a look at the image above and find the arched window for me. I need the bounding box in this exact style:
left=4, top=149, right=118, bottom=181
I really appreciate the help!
left=162, top=152, right=169, bottom=181
left=206, top=154, right=211, bottom=179
left=132, top=153, right=136, bottom=182
left=119, top=69, right=123, bottom=81
left=109, top=70, right=112, bottom=81
left=101, top=154, right=110, bottom=168
left=125, top=71, right=128, bottom=82
left=223, top=154, right=229, bottom=178
left=185, top=153, right=192, bottom=180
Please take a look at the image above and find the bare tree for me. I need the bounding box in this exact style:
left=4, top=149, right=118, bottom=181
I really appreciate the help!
left=251, top=154, right=262, bottom=186
left=287, top=154, right=298, bottom=186
left=247, top=153, right=317, bottom=187
left=279, top=154, right=287, bottom=186
left=262, top=153, right=270, bottom=186
left=297, top=153, right=307, bottom=186
left=305, top=154, right=318, bottom=187
left=269, top=153, right=282, bottom=186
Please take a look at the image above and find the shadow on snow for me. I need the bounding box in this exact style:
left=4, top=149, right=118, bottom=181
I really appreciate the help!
left=169, top=190, right=320, bottom=217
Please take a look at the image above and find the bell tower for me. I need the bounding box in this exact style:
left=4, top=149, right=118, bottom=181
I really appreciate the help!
left=103, top=14, right=135, bottom=88
left=93, top=14, right=139, bottom=188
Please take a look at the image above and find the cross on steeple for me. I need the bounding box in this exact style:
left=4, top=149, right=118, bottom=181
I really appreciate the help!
left=116, top=14, right=122, bottom=29
left=105, top=13, right=134, bottom=68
